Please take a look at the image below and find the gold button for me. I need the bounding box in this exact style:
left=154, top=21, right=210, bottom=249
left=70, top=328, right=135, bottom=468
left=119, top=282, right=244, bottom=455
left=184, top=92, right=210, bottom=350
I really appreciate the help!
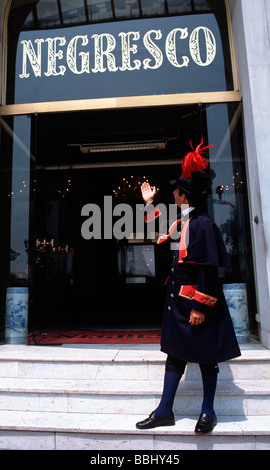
left=170, top=293, right=174, bottom=297
left=171, top=268, right=174, bottom=272
left=168, top=306, right=171, bottom=310
left=189, top=295, right=193, bottom=299
left=172, top=281, right=175, bottom=285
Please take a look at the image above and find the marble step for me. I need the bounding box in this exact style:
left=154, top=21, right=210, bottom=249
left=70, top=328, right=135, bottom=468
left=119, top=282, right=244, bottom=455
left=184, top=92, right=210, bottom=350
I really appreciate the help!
left=0, top=377, right=269, bottom=416
left=0, top=343, right=270, bottom=381
left=0, top=343, right=269, bottom=450
left=0, top=410, right=269, bottom=450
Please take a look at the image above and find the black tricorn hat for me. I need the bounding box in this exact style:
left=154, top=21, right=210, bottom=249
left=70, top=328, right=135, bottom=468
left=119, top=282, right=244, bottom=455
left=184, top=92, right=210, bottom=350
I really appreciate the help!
left=170, top=139, right=214, bottom=204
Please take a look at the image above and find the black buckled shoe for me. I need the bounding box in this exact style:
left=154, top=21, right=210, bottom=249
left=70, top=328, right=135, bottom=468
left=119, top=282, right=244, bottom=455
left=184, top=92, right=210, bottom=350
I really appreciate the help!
left=195, top=412, right=217, bottom=433
left=136, top=411, right=175, bottom=430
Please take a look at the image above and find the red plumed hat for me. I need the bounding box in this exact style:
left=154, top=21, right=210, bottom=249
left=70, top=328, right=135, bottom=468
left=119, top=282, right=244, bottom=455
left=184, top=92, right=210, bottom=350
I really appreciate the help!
left=170, top=139, right=214, bottom=205
left=181, top=138, right=214, bottom=179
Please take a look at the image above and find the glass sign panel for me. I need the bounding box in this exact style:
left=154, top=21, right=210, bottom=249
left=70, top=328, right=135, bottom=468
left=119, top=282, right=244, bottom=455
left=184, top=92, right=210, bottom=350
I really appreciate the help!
left=13, top=14, right=228, bottom=104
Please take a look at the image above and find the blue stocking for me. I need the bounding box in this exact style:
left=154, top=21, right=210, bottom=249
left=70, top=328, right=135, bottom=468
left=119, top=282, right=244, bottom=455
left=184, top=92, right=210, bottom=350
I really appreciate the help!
left=201, top=373, right=217, bottom=420
left=154, top=370, right=182, bottom=419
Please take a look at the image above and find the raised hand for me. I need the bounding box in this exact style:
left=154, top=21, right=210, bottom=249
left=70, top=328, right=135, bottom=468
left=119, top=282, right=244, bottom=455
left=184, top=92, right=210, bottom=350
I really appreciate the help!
left=141, top=182, right=157, bottom=205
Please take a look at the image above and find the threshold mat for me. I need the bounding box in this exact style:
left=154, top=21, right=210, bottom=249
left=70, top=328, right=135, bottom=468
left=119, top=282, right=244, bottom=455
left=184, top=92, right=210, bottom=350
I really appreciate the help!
left=28, top=330, right=161, bottom=345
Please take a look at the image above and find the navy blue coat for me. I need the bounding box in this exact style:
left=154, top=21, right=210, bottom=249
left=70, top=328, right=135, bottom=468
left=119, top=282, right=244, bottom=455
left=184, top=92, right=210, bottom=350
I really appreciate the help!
left=146, top=207, right=241, bottom=364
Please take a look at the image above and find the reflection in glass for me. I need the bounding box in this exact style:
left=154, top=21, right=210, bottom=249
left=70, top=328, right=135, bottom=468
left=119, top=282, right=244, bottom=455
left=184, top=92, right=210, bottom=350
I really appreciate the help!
left=86, top=0, right=114, bottom=22
left=140, top=0, right=166, bottom=17
left=61, top=0, right=86, bottom=25
left=205, top=103, right=257, bottom=336
left=0, top=116, right=32, bottom=343
left=195, top=0, right=211, bottom=11
left=114, top=0, right=140, bottom=19
left=24, top=11, right=35, bottom=30
left=9, top=116, right=32, bottom=281
left=167, top=0, right=191, bottom=14
left=36, top=0, right=60, bottom=29
left=118, top=245, right=156, bottom=282
left=19, top=0, right=218, bottom=31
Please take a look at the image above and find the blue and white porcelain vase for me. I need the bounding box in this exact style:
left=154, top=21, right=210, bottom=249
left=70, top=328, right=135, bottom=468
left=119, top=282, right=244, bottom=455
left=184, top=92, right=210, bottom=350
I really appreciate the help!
left=5, top=287, right=28, bottom=344
left=223, top=283, right=250, bottom=343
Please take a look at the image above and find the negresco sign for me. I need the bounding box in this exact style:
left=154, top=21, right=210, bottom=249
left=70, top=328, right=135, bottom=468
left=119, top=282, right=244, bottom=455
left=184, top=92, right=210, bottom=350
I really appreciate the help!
left=19, top=25, right=216, bottom=77
left=14, top=14, right=228, bottom=104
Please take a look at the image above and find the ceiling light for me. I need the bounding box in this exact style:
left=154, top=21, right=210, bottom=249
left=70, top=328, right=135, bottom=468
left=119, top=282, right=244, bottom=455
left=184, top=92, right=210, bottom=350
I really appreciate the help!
left=79, top=141, right=166, bottom=153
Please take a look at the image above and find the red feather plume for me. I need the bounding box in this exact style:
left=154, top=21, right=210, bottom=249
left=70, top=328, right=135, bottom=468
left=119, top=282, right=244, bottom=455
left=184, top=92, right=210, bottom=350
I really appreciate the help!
left=181, top=138, right=214, bottom=179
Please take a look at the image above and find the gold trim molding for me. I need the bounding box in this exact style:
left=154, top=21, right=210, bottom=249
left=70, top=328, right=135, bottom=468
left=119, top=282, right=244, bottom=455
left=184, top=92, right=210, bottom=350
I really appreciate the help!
left=0, top=91, right=241, bottom=116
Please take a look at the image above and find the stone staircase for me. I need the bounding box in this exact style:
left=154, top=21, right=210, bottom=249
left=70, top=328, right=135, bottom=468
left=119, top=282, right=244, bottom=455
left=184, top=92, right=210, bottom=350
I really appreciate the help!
left=0, top=341, right=269, bottom=450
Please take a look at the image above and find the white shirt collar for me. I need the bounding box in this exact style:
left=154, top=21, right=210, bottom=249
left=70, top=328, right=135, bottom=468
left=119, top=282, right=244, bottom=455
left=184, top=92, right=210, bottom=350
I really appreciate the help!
left=182, top=206, right=195, bottom=217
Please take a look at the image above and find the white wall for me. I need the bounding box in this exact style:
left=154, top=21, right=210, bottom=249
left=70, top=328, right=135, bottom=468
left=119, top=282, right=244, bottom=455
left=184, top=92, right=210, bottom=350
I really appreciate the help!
left=229, top=0, right=270, bottom=348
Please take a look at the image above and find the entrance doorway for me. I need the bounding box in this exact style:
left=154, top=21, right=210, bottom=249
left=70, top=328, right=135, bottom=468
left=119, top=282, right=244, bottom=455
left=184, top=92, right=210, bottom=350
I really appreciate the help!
left=30, top=105, right=199, bottom=331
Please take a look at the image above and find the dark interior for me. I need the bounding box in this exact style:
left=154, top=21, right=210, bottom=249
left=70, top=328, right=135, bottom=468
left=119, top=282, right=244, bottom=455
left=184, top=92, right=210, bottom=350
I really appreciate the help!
left=29, top=104, right=203, bottom=330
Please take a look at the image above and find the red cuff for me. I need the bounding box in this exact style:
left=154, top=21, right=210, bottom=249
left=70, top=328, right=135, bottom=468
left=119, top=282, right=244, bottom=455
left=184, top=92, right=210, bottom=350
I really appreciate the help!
left=178, top=285, right=217, bottom=307
left=144, top=207, right=162, bottom=223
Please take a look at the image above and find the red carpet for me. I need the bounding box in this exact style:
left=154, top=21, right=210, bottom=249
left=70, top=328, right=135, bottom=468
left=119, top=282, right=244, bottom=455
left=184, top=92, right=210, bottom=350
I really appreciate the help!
left=28, top=330, right=161, bottom=345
